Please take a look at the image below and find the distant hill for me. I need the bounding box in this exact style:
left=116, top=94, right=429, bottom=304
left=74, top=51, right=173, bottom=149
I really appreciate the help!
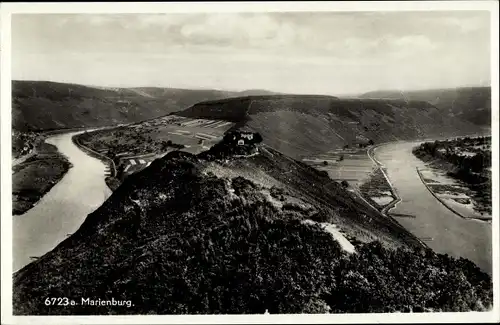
left=178, top=94, right=485, bottom=158
left=12, top=81, right=490, bottom=160
left=12, top=81, right=283, bottom=133
left=13, top=140, right=492, bottom=314
left=11, top=81, right=281, bottom=157
left=11, top=81, right=243, bottom=132
left=235, top=89, right=282, bottom=97
left=360, top=87, right=491, bottom=127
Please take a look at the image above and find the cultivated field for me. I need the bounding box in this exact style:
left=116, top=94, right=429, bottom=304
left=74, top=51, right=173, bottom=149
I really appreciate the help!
left=300, top=146, right=400, bottom=212
left=359, top=168, right=396, bottom=209
left=301, top=147, right=375, bottom=186
left=75, top=115, right=235, bottom=180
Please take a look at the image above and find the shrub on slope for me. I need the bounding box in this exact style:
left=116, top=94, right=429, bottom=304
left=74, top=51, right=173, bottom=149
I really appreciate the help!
left=327, top=242, right=492, bottom=313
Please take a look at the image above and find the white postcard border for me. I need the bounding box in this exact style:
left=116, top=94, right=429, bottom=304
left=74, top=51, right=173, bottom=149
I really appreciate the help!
left=1, top=1, right=499, bottom=324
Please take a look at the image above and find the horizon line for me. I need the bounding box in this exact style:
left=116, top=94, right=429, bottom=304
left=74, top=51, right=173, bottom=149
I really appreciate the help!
left=11, top=78, right=492, bottom=98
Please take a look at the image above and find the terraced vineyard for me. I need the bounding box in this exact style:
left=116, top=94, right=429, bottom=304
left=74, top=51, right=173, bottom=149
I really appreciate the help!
left=74, top=115, right=236, bottom=183
left=301, top=147, right=374, bottom=186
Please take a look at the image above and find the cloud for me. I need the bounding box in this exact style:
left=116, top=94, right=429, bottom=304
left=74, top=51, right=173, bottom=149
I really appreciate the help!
left=132, top=14, right=200, bottom=30
left=179, top=14, right=287, bottom=46
left=11, top=12, right=490, bottom=94
left=385, top=35, right=438, bottom=59
left=440, top=16, right=489, bottom=33
left=53, top=14, right=122, bottom=27
left=326, top=38, right=380, bottom=57
left=28, top=12, right=484, bottom=58
left=323, top=35, right=437, bottom=60
left=391, top=35, right=436, bottom=50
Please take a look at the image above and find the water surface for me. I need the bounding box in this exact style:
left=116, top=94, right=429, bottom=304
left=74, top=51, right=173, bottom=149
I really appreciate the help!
left=13, top=131, right=111, bottom=272
left=375, top=141, right=492, bottom=273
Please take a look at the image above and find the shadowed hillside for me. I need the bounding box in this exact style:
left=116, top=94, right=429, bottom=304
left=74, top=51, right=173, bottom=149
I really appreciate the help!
left=12, top=81, right=242, bottom=132
left=361, top=87, right=491, bottom=127
left=13, top=139, right=492, bottom=315
left=12, top=81, right=284, bottom=132
left=178, top=95, right=484, bottom=158
left=11, top=81, right=279, bottom=158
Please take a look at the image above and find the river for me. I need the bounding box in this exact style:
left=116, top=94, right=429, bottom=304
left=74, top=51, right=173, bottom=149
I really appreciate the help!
left=374, top=141, right=492, bottom=274
left=12, top=134, right=492, bottom=274
left=13, top=131, right=112, bottom=272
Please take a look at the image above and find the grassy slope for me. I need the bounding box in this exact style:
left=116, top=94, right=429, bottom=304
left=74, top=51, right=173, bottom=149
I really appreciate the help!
left=360, top=87, right=491, bottom=127
left=178, top=95, right=483, bottom=158
left=13, top=145, right=492, bottom=314
left=207, top=145, right=420, bottom=247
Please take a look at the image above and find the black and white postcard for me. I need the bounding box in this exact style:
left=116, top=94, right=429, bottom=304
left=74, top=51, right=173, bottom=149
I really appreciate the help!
left=1, top=1, right=499, bottom=324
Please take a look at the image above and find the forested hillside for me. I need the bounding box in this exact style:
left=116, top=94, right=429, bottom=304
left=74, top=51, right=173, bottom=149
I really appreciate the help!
left=13, top=138, right=492, bottom=314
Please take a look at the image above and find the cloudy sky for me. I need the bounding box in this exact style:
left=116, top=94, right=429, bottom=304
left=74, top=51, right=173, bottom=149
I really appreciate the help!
left=12, top=11, right=491, bottom=95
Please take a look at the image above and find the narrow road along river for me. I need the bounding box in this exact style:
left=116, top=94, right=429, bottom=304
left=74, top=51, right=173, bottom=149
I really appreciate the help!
left=374, top=141, right=492, bottom=274
left=13, top=131, right=112, bottom=272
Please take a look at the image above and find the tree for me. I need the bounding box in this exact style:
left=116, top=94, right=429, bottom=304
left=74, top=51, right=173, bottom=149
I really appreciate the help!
left=316, top=170, right=329, bottom=178
left=368, top=139, right=374, bottom=146
left=253, top=133, right=263, bottom=143
left=323, top=161, right=328, bottom=166
left=161, top=141, right=170, bottom=151
left=338, top=155, right=344, bottom=162
left=341, top=180, right=349, bottom=188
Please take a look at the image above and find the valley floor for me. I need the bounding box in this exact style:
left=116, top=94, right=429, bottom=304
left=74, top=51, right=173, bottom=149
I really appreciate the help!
left=300, top=145, right=400, bottom=216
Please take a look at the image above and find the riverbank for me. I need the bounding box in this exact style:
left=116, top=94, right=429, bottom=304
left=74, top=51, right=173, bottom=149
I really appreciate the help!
left=72, top=132, right=120, bottom=191
left=416, top=167, right=491, bottom=222
left=14, top=131, right=112, bottom=271
left=366, top=143, right=403, bottom=215
left=373, top=141, right=492, bottom=274
left=412, top=138, right=492, bottom=217
left=12, top=127, right=108, bottom=161
left=12, top=142, right=72, bottom=215
left=359, top=167, right=397, bottom=210
left=12, top=127, right=119, bottom=216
